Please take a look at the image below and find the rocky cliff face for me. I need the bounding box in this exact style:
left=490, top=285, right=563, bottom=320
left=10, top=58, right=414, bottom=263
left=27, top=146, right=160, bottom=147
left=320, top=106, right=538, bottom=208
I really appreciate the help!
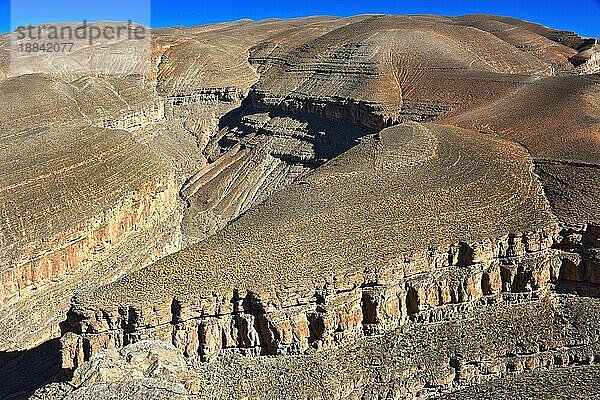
left=0, top=72, right=189, bottom=350
left=59, top=230, right=559, bottom=370
left=0, top=169, right=179, bottom=306
left=34, top=294, right=600, bottom=400
left=56, top=122, right=560, bottom=372
left=567, top=40, right=600, bottom=75
left=0, top=124, right=185, bottom=350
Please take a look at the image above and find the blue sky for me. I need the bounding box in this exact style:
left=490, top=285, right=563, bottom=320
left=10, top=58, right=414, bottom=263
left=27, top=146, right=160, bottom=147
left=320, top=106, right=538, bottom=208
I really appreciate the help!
left=1, top=0, right=599, bottom=37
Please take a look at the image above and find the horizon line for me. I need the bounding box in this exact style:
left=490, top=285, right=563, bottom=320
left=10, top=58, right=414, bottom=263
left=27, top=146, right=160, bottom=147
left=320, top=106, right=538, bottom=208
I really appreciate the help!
left=3, top=13, right=598, bottom=38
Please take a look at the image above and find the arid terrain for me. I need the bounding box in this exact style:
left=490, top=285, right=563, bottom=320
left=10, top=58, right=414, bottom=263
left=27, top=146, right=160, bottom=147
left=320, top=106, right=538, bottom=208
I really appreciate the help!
left=0, top=13, right=599, bottom=399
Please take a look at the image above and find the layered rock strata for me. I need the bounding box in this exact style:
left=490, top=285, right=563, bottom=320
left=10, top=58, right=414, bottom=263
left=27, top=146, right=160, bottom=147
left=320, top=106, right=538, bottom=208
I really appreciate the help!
left=58, top=122, right=559, bottom=369
left=172, top=13, right=597, bottom=246
left=2, top=13, right=600, bottom=398
left=60, top=235, right=559, bottom=370
left=35, top=295, right=600, bottom=400
left=0, top=125, right=184, bottom=349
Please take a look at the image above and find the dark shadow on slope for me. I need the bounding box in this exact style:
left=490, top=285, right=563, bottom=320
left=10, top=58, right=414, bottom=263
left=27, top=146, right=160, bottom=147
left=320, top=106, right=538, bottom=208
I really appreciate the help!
left=216, top=95, right=378, bottom=164
left=182, top=92, right=382, bottom=241
left=0, top=338, right=67, bottom=400
left=266, top=109, right=377, bottom=160
left=555, top=281, right=600, bottom=297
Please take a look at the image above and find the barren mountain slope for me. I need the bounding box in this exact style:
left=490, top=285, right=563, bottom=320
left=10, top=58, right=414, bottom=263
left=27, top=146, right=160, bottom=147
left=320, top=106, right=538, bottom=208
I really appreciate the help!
left=175, top=13, right=589, bottom=241
left=444, top=73, right=600, bottom=225
left=0, top=72, right=189, bottom=350
left=59, top=122, right=559, bottom=377
left=0, top=13, right=599, bottom=399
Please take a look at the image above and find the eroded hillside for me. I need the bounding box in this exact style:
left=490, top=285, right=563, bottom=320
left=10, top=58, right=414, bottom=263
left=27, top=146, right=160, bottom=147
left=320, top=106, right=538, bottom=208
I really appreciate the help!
left=0, top=13, right=599, bottom=400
